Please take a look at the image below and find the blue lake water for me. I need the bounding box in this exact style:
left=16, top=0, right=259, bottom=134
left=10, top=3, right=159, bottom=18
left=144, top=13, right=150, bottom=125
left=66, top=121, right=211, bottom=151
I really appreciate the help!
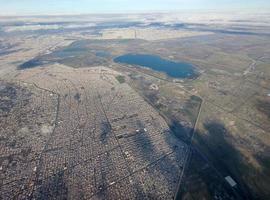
left=114, top=54, right=196, bottom=78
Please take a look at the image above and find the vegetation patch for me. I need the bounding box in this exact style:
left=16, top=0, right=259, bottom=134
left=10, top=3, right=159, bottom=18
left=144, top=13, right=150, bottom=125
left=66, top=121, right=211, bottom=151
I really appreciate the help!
left=256, top=99, right=270, bottom=118
left=115, top=75, right=125, bottom=84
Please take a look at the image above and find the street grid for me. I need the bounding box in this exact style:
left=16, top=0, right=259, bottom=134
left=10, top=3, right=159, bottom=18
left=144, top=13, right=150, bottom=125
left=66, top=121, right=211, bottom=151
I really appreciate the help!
left=1, top=65, right=188, bottom=199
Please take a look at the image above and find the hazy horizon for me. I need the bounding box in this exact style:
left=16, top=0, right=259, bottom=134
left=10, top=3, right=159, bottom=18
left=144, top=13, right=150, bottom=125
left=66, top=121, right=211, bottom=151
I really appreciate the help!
left=0, top=0, right=270, bottom=16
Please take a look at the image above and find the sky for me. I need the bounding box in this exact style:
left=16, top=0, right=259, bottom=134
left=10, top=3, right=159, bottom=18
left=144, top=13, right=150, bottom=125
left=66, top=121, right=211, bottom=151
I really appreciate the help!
left=0, top=0, right=270, bottom=15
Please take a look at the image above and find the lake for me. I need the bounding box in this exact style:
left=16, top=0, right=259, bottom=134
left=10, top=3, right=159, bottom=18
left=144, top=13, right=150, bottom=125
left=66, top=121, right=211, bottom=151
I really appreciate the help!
left=114, top=54, right=196, bottom=78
